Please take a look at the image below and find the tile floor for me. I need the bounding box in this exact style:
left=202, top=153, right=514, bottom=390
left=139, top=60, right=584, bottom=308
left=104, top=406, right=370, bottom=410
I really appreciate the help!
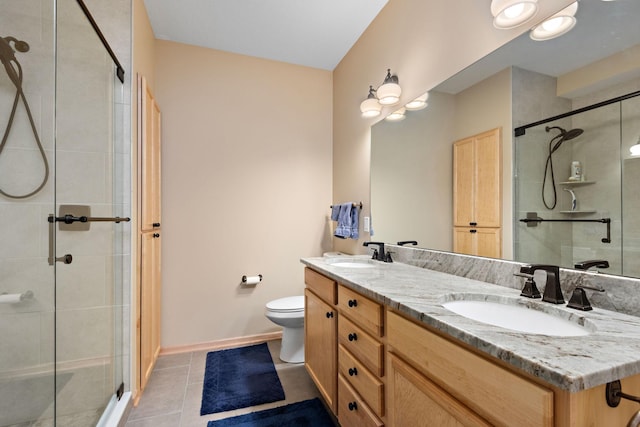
left=124, top=340, right=329, bottom=427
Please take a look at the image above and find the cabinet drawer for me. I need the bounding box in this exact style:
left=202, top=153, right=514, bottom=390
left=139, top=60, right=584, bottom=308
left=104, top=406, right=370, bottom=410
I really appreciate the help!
left=338, top=374, right=384, bottom=427
left=338, top=284, right=383, bottom=337
left=339, top=345, right=384, bottom=417
left=305, top=267, right=336, bottom=305
left=339, top=315, right=384, bottom=376
left=387, top=310, right=553, bottom=427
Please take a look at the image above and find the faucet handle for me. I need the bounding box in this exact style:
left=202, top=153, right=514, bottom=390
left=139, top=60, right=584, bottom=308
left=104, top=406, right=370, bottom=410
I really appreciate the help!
left=370, top=249, right=378, bottom=260
left=514, top=273, right=541, bottom=299
left=567, top=286, right=605, bottom=311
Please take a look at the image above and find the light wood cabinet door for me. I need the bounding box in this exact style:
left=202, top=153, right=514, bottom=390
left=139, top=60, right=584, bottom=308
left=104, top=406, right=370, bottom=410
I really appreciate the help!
left=137, top=75, right=162, bottom=399
left=453, top=227, right=501, bottom=258
left=304, top=289, right=337, bottom=414
left=453, top=128, right=501, bottom=228
left=474, top=129, right=501, bottom=227
left=140, top=76, right=161, bottom=232
left=388, top=353, right=491, bottom=427
left=140, top=230, right=161, bottom=390
left=453, top=137, right=475, bottom=227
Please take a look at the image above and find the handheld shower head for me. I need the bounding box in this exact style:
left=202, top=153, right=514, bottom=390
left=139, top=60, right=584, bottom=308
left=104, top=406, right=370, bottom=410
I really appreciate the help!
left=546, top=126, right=584, bottom=153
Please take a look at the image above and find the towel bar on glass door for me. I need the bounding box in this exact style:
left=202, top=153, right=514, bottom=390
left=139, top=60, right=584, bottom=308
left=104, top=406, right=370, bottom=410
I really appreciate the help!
left=48, top=214, right=130, bottom=224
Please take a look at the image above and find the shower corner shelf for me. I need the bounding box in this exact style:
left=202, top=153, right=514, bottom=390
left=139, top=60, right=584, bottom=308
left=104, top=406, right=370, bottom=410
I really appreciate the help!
left=560, top=210, right=596, bottom=214
left=559, top=180, right=596, bottom=186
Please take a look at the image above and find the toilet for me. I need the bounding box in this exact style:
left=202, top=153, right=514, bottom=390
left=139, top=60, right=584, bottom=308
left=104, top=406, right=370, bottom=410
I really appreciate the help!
left=265, top=295, right=305, bottom=363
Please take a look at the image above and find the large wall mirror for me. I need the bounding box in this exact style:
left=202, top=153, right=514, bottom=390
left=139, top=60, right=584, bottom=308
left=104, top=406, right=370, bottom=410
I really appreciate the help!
left=371, top=0, right=640, bottom=278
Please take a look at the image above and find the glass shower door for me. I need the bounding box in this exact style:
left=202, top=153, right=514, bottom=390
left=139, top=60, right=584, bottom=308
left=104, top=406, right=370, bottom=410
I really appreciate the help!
left=53, top=0, right=125, bottom=425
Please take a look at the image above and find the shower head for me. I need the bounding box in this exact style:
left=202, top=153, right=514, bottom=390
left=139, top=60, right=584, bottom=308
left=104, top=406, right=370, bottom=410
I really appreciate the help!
left=546, top=126, right=584, bottom=153
left=0, top=36, right=29, bottom=64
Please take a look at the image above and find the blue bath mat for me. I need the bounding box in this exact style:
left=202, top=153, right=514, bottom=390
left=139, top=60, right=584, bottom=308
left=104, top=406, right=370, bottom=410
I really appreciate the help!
left=200, top=343, right=285, bottom=415
left=206, top=398, right=335, bottom=427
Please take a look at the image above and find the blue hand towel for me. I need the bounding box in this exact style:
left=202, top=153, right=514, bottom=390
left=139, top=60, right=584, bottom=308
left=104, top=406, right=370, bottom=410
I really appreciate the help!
left=330, top=204, right=341, bottom=221
left=350, top=205, right=359, bottom=239
left=334, top=203, right=352, bottom=239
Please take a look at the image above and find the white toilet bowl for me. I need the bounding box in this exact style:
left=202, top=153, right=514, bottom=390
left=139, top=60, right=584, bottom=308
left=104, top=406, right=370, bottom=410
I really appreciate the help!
left=265, top=295, right=305, bottom=363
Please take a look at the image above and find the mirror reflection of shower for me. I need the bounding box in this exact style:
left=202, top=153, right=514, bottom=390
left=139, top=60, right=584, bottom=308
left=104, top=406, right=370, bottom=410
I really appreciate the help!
left=542, top=126, right=583, bottom=209
left=0, top=34, right=49, bottom=199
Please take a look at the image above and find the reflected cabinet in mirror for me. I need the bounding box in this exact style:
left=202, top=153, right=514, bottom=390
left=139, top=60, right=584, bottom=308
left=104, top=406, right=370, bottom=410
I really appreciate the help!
left=370, top=0, right=640, bottom=278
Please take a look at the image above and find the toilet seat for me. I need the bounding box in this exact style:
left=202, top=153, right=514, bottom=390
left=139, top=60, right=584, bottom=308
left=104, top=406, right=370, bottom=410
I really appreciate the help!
left=266, top=296, right=304, bottom=313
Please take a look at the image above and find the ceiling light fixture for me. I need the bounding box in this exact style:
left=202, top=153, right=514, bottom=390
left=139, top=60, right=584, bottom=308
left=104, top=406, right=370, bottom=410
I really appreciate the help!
left=530, top=2, right=578, bottom=41
left=360, top=85, right=382, bottom=118
left=376, top=69, right=402, bottom=106
left=491, top=0, right=538, bottom=29
left=630, top=137, right=640, bottom=157
left=405, top=92, right=429, bottom=111
left=386, top=108, right=406, bottom=122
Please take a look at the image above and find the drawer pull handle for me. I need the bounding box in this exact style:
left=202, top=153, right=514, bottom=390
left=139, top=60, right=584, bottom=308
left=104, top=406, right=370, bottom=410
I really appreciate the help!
left=470, top=229, right=477, bottom=233
left=348, top=299, right=358, bottom=308
left=325, top=311, right=334, bottom=318
left=348, top=367, right=358, bottom=376
left=470, top=222, right=477, bottom=226
left=348, top=333, right=358, bottom=342
left=348, top=401, right=358, bottom=411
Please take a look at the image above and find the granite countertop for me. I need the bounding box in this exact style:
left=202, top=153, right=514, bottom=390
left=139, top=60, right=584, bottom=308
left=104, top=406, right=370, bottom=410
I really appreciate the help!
left=301, top=255, right=640, bottom=392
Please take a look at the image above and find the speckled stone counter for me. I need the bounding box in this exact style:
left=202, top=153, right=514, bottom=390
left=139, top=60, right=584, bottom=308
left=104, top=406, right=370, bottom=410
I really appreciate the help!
left=300, top=254, right=640, bottom=392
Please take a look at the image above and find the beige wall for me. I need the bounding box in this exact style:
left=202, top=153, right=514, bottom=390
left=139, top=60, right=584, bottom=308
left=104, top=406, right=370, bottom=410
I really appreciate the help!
left=332, top=0, right=574, bottom=256
left=154, top=41, right=333, bottom=348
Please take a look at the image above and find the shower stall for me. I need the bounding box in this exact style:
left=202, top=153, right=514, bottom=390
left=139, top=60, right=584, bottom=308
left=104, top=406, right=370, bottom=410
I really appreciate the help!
left=0, top=1, right=131, bottom=425
left=514, top=81, right=640, bottom=278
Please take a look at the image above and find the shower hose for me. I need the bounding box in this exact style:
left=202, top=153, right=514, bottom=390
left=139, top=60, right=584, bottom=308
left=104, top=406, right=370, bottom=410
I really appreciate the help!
left=0, top=35, right=49, bottom=199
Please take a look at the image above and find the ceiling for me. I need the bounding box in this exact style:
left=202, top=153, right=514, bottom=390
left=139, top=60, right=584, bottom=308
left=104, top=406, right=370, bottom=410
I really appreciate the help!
left=143, top=0, right=388, bottom=71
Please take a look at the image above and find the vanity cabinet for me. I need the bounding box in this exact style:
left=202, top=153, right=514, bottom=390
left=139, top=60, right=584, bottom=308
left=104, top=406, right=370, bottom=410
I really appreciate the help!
left=337, top=284, right=385, bottom=425
left=387, top=309, right=553, bottom=427
left=453, top=127, right=502, bottom=257
left=304, top=268, right=338, bottom=414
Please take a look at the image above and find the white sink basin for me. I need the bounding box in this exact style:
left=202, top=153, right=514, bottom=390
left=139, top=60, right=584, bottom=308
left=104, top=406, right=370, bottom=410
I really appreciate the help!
left=442, top=299, right=591, bottom=336
left=326, top=258, right=375, bottom=268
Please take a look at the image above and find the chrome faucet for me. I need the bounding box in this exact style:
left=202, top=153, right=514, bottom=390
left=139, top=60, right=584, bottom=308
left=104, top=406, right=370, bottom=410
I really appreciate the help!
left=519, top=264, right=564, bottom=304
left=363, top=241, right=392, bottom=262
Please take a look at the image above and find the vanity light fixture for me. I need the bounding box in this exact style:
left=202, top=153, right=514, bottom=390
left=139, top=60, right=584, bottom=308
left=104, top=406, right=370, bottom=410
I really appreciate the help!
left=405, top=92, right=429, bottom=111
left=530, top=1, right=578, bottom=41
left=360, top=85, right=382, bottom=118
left=385, top=108, right=406, bottom=122
left=630, top=137, right=640, bottom=157
left=376, top=69, right=402, bottom=106
left=491, top=0, right=538, bottom=29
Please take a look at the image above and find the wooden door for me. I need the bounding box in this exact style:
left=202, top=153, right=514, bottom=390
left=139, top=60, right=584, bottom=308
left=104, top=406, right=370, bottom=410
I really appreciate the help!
left=453, top=137, right=475, bottom=227
left=304, top=289, right=337, bottom=413
left=474, top=128, right=501, bottom=227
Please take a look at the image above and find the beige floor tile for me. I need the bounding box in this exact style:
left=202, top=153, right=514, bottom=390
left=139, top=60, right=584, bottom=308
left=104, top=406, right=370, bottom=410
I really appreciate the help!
left=127, top=365, right=189, bottom=421
left=125, top=339, right=323, bottom=427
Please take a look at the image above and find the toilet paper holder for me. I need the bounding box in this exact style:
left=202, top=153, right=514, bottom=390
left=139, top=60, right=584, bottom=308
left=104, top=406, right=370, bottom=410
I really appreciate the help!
left=241, top=274, right=263, bottom=285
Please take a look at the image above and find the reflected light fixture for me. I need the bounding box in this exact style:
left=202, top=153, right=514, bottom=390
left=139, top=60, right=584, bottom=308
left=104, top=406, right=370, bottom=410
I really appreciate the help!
left=530, top=2, right=578, bottom=41
left=491, top=0, right=538, bottom=29
left=360, top=85, right=382, bottom=118
left=376, top=69, right=402, bottom=105
left=630, top=137, right=640, bottom=157
left=386, top=108, right=406, bottom=122
left=405, top=92, right=429, bottom=111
